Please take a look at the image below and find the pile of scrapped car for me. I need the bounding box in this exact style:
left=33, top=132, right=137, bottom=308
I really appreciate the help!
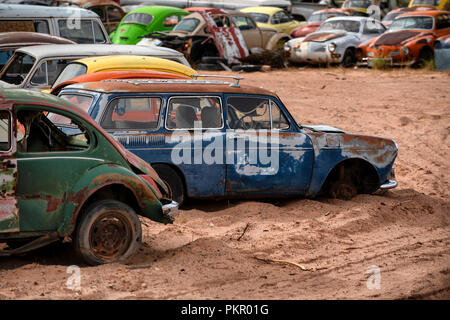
left=0, top=0, right=447, bottom=265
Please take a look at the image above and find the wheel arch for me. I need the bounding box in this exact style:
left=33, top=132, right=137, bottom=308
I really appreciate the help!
left=151, top=162, right=188, bottom=197
left=318, top=157, right=381, bottom=196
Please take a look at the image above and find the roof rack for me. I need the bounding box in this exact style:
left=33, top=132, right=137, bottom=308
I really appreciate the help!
left=192, top=75, right=244, bottom=87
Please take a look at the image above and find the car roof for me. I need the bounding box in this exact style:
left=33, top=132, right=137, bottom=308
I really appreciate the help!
left=325, top=16, right=370, bottom=23
left=241, top=6, right=284, bottom=15
left=0, top=32, right=75, bottom=47
left=125, top=5, right=188, bottom=16
left=62, top=79, right=278, bottom=97
left=15, top=44, right=185, bottom=60
left=70, top=55, right=197, bottom=77
left=396, top=10, right=449, bottom=18
left=0, top=3, right=99, bottom=18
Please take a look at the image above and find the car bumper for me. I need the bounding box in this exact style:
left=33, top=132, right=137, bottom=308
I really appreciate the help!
left=379, top=179, right=398, bottom=190
left=162, top=200, right=179, bottom=219
left=288, top=43, right=342, bottom=64
left=360, top=57, right=415, bottom=67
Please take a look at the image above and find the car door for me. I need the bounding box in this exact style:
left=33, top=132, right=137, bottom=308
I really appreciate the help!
left=232, top=15, right=263, bottom=49
left=225, top=95, right=314, bottom=196
left=15, top=105, right=96, bottom=232
left=0, top=107, right=19, bottom=233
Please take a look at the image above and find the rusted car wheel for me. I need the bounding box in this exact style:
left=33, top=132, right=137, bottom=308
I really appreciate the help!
left=74, top=200, right=142, bottom=265
left=329, top=180, right=357, bottom=200
left=341, top=49, right=356, bottom=68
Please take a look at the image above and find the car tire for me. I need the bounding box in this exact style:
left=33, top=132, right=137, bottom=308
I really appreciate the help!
left=329, top=180, right=357, bottom=200
left=152, top=164, right=185, bottom=205
left=341, top=49, right=356, bottom=68
left=201, top=56, right=227, bottom=64
left=73, top=200, right=142, bottom=265
left=197, top=63, right=224, bottom=71
left=414, top=47, right=434, bottom=68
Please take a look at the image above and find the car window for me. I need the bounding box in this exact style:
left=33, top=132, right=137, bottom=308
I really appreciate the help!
left=17, top=109, right=90, bottom=153
left=227, top=97, right=289, bottom=130
left=0, top=52, right=35, bottom=85
left=389, top=16, right=434, bottom=31
left=164, top=14, right=181, bottom=28
left=166, top=96, right=222, bottom=130
left=123, top=13, right=153, bottom=25
left=59, top=94, right=95, bottom=115
left=173, top=18, right=200, bottom=32
left=0, top=49, right=14, bottom=70
left=0, top=19, right=49, bottom=34
left=101, top=97, right=162, bottom=131
left=247, top=12, right=270, bottom=24
left=213, top=15, right=232, bottom=28
left=30, top=59, right=73, bottom=86
left=107, top=6, right=124, bottom=22
left=363, top=20, right=385, bottom=34
left=58, top=19, right=107, bottom=44
left=52, top=63, right=87, bottom=88
left=91, top=6, right=105, bottom=21
left=0, top=111, right=11, bottom=152
left=319, top=20, right=361, bottom=33
left=436, top=14, right=450, bottom=30
left=232, top=16, right=256, bottom=30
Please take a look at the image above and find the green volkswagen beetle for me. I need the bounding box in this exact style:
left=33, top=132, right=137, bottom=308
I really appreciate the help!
left=110, top=6, right=189, bottom=45
left=0, top=89, right=178, bottom=265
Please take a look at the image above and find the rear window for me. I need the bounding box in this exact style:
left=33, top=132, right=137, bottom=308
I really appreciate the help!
left=247, top=13, right=270, bottom=23
left=58, top=94, right=94, bottom=116
left=58, top=19, right=106, bottom=44
left=123, top=13, right=153, bottom=25
left=52, top=63, right=88, bottom=88
left=0, top=20, right=49, bottom=34
left=30, top=59, right=74, bottom=87
left=0, top=52, right=35, bottom=85
left=101, top=97, right=162, bottom=131
left=173, top=18, right=200, bottom=32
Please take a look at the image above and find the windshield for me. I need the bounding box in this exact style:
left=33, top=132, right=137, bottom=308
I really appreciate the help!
left=307, top=12, right=348, bottom=23
left=389, top=16, right=434, bottom=31
left=319, top=20, right=361, bottom=33
left=343, top=0, right=372, bottom=8
left=247, top=12, right=270, bottom=23
left=52, top=63, right=87, bottom=89
left=173, top=18, right=200, bottom=32
left=0, top=52, right=35, bottom=85
left=123, top=13, right=154, bottom=25
left=411, top=0, right=440, bottom=5
left=382, top=11, right=402, bottom=22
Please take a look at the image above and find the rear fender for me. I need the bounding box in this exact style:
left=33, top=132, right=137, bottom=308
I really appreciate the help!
left=57, top=163, right=167, bottom=237
left=266, top=33, right=291, bottom=50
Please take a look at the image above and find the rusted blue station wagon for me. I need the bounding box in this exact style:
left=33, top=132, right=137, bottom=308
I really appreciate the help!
left=58, top=77, right=398, bottom=204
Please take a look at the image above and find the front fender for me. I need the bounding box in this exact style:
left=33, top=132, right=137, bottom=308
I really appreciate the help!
left=266, top=33, right=291, bottom=50
left=57, top=163, right=168, bottom=236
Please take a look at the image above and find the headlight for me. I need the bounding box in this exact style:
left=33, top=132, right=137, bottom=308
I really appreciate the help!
left=284, top=43, right=291, bottom=51
left=401, top=46, right=409, bottom=55
left=328, top=42, right=336, bottom=52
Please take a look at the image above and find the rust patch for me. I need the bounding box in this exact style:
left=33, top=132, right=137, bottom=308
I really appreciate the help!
left=375, top=30, right=420, bottom=46
left=305, top=32, right=344, bottom=42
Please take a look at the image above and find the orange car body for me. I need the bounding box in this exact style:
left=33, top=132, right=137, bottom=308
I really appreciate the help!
left=50, top=70, right=190, bottom=95
left=357, top=10, right=450, bottom=66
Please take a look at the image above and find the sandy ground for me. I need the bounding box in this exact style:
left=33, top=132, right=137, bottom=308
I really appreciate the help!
left=0, top=67, right=449, bottom=300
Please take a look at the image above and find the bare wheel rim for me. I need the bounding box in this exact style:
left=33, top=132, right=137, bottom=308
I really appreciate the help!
left=89, top=211, right=133, bottom=261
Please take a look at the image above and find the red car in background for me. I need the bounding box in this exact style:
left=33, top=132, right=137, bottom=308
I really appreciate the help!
left=290, top=8, right=350, bottom=38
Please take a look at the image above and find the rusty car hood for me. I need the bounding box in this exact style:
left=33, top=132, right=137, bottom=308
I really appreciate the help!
left=304, top=31, right=347, bottom=43
left=374, top=30, right=428, bottom=46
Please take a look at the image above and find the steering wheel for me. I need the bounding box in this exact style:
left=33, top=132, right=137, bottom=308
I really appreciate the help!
left=237, top=114, right=254, bottom=130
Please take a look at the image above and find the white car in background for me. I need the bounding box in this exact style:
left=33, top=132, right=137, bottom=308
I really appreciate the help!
left=284, top=16, right=386, bottom=67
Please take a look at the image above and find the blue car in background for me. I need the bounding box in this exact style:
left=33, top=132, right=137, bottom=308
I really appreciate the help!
left=57, top=77, right=398, bottom=204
